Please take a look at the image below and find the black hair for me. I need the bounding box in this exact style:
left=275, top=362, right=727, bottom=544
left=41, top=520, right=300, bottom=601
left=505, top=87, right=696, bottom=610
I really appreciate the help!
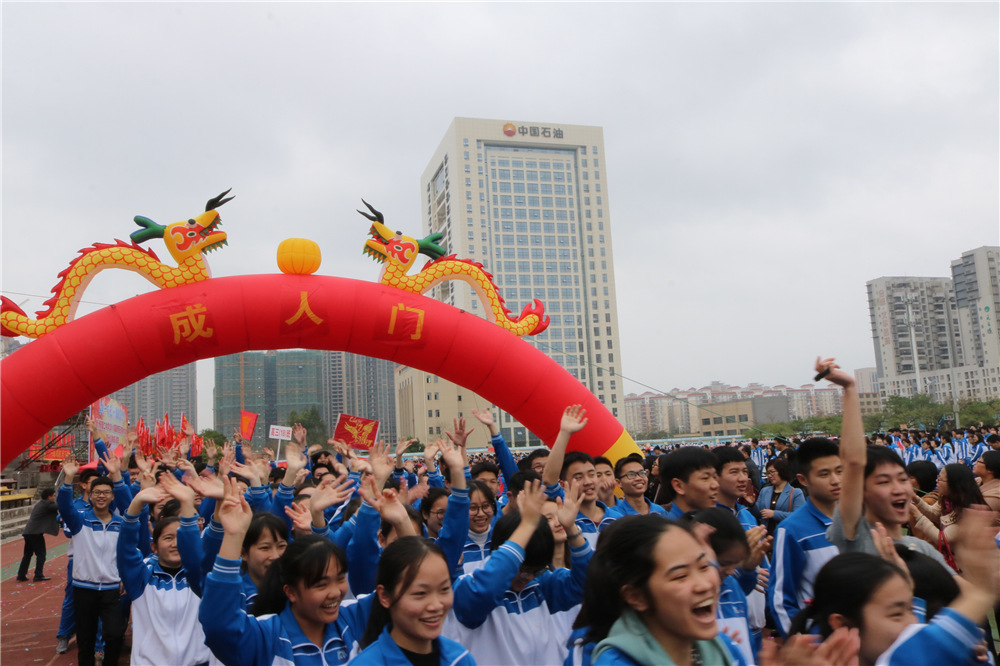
left=252, top=535, right=347, bottom=616
left=981, top=450, right=1000, bottom=477
left=614, top=453, right=645, bottom=478
left=560, top=451, right=595, bottom=481
left=593, top=456, right=614, bottom=470
left=40, top=488, right=55, bottom=501
left=489, top=507, right=554, bottom=570
left=310, top=450, right=332, bottom=467
left=292, top=492, right=314, bottom=504
left=686, top=507, right=748, bottom=555
left=312, top=463, right=332, bottom=477
left=906, top=461, right=939, bottom=495
left=940, top=463, right=985, bottom=512
left=711, top=446, right=746, bottom=474
left=471, top=461, right=500, bottom=479
left=242, top=512, right=289, bottom=555
left=518, top=448, right=550, bottom=472
left=359, top=537, right=447, bottom=649
left=788, top=552, right=908, bottom=638
left=268, top=468, right=285, bottom=483
left=576, top=515, right=694, bottom=643
left=192, top=460, right=207, bottom=475
left=765, top=457, right=791, bottom=483
left=79, top=468, right=100, bottom=485
left=90, top=476, right=114, bottom=492
left=987, top=434, right=1000, bottom=445
left=467, top=480, right=497, bottom=516
left=420, top=487, right=451, bottom=519
left=340, top=495, right=363, bottom=523
left=159, top=498, right=182, bottom=520
left=893, top=544, right=959, bottom=621
left=796, top=438, right=840, bottom=476
left=865, top=446, right=905, bottom=479
left=152, top=515, right=181, bottom=545
left=659, top=447, right=717, bottom=502
left=507, top=470, right=541, bottom=498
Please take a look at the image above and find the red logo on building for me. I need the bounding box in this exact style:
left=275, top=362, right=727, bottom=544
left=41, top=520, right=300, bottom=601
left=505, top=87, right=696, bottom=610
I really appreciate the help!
left=503, top=123, right=516, bottom=137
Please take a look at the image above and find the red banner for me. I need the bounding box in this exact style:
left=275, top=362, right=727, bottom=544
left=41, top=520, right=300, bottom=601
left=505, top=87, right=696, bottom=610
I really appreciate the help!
left=240, top=411, right=258, bottom=441
left=333, top=413, right=380, bottom=451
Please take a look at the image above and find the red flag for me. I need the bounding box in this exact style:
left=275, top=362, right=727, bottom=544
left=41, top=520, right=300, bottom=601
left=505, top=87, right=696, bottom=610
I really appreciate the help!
left=333, top=414, right=380, bottom=451
left=240, top=411, right=259, bottom=441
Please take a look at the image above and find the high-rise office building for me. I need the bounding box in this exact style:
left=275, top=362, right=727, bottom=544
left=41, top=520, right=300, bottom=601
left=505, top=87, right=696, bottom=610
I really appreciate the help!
left=342, top=353, right=398, bottom=444
left=214, top=350, right=324, bottom=440
left=397, top=118, right=625, bottom=447
left=112, top=363, right=197, bottom=430
left=867, top=246, right=1000, bottom=402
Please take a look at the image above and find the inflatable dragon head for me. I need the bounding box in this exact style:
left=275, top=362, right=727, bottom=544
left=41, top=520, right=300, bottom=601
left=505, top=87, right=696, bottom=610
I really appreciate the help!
left=359, top=199, right=445, bottom=272
left=130, top=189, right=233, bottom=263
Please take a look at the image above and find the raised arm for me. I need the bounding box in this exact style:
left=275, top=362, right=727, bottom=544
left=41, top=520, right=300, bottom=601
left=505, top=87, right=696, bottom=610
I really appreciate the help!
left=471, top=407, right=517, bottom=487
left=542, top=405, right=588, bottom=487
left=818, top=357, right=863, bottom=539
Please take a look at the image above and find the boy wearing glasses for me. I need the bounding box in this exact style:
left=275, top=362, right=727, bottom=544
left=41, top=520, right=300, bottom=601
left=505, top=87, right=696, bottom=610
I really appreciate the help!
left=57, top=452, right=132, bottom=666
left=604, top=453, right=666, bottom=519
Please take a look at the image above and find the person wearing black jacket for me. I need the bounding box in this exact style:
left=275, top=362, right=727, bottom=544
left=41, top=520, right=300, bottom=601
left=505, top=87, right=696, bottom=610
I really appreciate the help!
left=17, top=488, right=60, bottom=582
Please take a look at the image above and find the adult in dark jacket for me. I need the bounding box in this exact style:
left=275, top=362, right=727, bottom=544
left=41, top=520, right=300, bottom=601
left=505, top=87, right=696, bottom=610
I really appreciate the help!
left=17, top=488, right=60, bottom=581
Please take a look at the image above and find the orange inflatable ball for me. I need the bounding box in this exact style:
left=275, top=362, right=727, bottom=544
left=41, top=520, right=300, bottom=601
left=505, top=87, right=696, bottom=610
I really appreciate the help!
left=277, top=238, right=322, bottom=275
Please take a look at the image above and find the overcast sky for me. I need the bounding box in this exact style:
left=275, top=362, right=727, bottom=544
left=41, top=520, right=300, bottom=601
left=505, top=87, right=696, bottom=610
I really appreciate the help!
left=3, top=3, right=997, bottom=431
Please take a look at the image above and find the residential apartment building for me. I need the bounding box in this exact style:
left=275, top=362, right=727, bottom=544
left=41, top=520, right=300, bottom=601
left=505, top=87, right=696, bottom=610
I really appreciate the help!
left=867, top=247, right=1000, bottom=402
left=112, top=363, right=197, bottom=430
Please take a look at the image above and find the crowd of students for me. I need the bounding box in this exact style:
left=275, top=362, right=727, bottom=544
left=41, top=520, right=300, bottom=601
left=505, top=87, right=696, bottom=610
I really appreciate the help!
left=46, top=356, right=1000, bottom=666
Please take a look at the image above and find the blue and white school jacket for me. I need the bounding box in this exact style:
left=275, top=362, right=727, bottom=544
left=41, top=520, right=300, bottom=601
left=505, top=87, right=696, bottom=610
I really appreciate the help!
left=446, top=540, right=593, bottom=665
left=874, top=607, right=994, bottom=666
left=352, top=626, right=475, bottom=665
left=199, top=556, right=375, bottom=666
left=767, top=499, right=839, bottom=638
left=118, top=513, right=211, bottom=665
left=717, top=575, right=757, bottom=666
left=57, top=481, right=131, bottom=590
left=603, top=498, right=668, bottom=522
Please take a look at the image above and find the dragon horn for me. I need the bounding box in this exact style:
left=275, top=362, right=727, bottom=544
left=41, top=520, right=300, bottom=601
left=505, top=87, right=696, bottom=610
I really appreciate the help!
left=357, top=199, right=385, bottom=224
left=205, top=188, right=234, bottom=211
left=130, top=216, right=167, bottom=244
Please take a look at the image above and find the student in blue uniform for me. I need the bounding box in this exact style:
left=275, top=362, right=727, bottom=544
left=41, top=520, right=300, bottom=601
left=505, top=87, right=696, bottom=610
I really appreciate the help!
left=353, top=537, right=475, bottom=665
left=789, top=507, right=998, bottom=666
left=118, top=482, right=211, bottom=665
left=447, top=479, right=593, bottom=665
left=199, top=477, right=375, bottom=665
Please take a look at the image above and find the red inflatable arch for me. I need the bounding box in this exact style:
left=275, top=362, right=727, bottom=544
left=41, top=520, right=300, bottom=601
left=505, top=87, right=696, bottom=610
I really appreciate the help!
left=1, top=275, right=639, bottom=468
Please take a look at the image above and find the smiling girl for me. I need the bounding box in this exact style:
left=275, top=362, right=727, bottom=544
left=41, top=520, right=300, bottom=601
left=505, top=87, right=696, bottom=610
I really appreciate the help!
left=199, top=477, right=375, bottom=665
left=354, top=537, right=475, bottom=665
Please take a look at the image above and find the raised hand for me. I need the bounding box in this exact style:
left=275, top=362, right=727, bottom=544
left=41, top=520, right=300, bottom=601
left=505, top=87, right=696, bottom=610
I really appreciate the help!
left=422, top=440, right=441, bottom=468
left=218, top=443, right=235, bottom=479
left=204, top=441, right=219, bottom=463
left=815, top=356, right=855, bottom=389
left=176, top=458, right=197, bottom=477
left=470, top=407, right=494, bottom=428
left=86, top=416, right=100, bottom=439
left=310, top=474, right=355, bottom=515
left=285, top=502, right=313, bottom=534
left=218, top=477, right=253, bottom=536
left=394, top=437, right=416, bottom=464
left=159, top=471, right=196, bottom=504
left=99, top=450, right=122, bottom=480
left=284, top=440, right=307, bottom=473
left=445, top=416, right=474, bottom=449
left=292, top=423, right=307, bottom=446
left=517, top=479, right=545, bottom=528
left=61, top=458, right=80, bottom=481
left=742, top=525, right=772, bottom=570
left=129, top=486, right=169, bottom=512
left=560, top=404, right=588, bottom=434
left=182, top=419, right=195, bottom=438
left=230, top=460, right=261, bottom=487
left=556, top=478, right=584, bottom=530
left=133, top=449, right=152, bottom=475
left=368, top=440, right=394, bottom=488
left=232, top=427, right=243, bottom=444
left=183, top=472, right=225, bottom=500
left=359, top=475, right=416, bottom=537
